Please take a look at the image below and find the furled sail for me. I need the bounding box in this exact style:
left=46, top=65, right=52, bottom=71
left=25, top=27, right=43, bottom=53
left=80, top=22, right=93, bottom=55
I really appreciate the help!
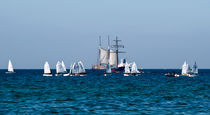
left=131, top=62, right=140, bottom=73
left=8, top=60, right=14, bottom=72
left=56, top=61, right=64, bottom=74
left=109, top=49, right=117, bottom=66
left=182, top=61, right=189, bottom=75
left=124, top=62, right=130, bottom=73
left=44, top=61, right=51, bottom=74
left=99, top=48, right=109, bottom=64
left=78, top=61, right=86, bottom=73
left=61, top=61, right=67, bottom=72
left=192, top=62, right=198, bottom=74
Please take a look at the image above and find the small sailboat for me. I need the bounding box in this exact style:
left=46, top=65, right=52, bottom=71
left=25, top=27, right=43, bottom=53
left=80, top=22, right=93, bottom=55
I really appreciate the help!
left=43, top=61, right=52, bottom=76
left=104, top=64, right=112, bottom=76
left=63, top=64, right=73, bottom=76
left=181, top=61, right=190, bottom=76
left=5, top=60, right=15, bottom=74
left=55, top=61, right=64, bottom=76
left=71, top=61, right=87, bottom=76
left=124, top=62, right=131, bottom=76
left=78, top=61, right=87, bottom=76
left=130, top=62, right=140, bottom=76
left=188, top=62, right=199, bottom=77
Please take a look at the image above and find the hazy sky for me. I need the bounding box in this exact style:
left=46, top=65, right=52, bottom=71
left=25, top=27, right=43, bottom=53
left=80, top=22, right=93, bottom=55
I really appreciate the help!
left=0, top=0, right=210, bottom=69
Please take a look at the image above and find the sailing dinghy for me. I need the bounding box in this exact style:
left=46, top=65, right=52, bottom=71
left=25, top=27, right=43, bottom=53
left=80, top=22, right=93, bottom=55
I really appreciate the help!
left=188, top=62, right=199, bottom=77
left=55, top=61, right=65, bottom=76
left=5, top=60, right=15, bottom=74
left=71, top=61, right=87, bottom=76
left=123, top=62, right=131, bottom=76
left=43, top=61, right=52, bottom=76
left=124, top=62, right=140, bottom=76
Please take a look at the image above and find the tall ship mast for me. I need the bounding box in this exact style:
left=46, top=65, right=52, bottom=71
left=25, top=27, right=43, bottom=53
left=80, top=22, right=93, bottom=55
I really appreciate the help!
left=92, top=36, right=126, bottom=71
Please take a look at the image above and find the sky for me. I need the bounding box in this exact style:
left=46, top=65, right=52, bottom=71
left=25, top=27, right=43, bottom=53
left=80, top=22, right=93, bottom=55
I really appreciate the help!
left=0, top=0, right=210, bottom=69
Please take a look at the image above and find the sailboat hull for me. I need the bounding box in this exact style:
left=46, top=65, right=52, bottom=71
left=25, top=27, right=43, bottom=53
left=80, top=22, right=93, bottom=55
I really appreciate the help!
left=5, top=71, right=15, bottom=74
left=124, top=73, right=140, bottom=76
left=43, top=74, right=53, bottom=76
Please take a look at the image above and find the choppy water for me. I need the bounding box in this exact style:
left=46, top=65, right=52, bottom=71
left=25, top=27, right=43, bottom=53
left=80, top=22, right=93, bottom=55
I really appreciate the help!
left=0, top=69, right=209, bottom=114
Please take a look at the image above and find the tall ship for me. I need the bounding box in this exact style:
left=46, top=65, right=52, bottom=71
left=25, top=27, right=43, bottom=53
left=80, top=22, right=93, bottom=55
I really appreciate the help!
left=92, top=36, right=126, bottom=71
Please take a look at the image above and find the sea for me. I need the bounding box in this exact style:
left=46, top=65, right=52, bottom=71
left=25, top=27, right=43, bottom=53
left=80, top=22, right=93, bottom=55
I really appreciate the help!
left=0, top=69, right=209, bottom=114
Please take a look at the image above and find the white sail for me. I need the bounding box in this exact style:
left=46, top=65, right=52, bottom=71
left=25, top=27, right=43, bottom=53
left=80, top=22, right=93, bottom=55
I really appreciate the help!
left=106, top=64, right=111, bottom=73
left=182, top=61, right=190, bottom=75
left=131, top=62, right=140, bottom=73
left=56, top=61, right=63, bottom=74
left=192, top=62, right=198, bottom=74
left=99, top=48, right=109, bottom=64
left=78, top=61, right=86, bottom=73
left=124, top=62, right=130, bottom=73
left=72, top=62, right=79, bottom=73
left=69, top=64, right=73, bottom=74
left=8, top=60, right=14, bottom=72
left=61, top=61, right=67, bottom=72
left=109, top=49, right=117, bottom=66
left=44, top=61, right=51, bottom=74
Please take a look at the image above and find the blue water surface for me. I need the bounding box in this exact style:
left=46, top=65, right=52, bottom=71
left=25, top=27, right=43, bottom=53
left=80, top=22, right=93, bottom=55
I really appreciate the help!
left=0, top=69, right=209, bottom=114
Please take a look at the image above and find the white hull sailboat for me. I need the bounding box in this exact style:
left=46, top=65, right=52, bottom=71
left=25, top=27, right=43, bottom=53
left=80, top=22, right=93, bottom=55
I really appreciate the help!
left=64, top=61, right=86, bottom=76
left=43, top=61, right=52, bottom=76
left=180, top=61, right=191, bottom=76
left=55, top=61, right=65, bottom=76
left=67, top=61, right=87, bottom=76
left=5, top=60, right=15, bottom=74
left=124, top=62, right=130, bottom=76
left=188, top=62, right=199, bottom=77
left=124, top=62, right=140, bottom=76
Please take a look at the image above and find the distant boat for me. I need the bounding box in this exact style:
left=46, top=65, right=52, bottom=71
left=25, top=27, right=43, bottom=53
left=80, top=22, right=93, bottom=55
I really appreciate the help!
left=5, top=60, right=15, bottom=74
left=43, top=61, right=52, bottom=76
left=188, top=62, right=199, bottom=77
left=104, top=64, right=112, bottom=76
left=92, top=36, right=125, bottom=71
left=65, top=61, right=87, bottom=76
left=61, top=61, right=67, bottom=73
left=181, top=61, right=191, bottom=76
left=165, top=72, right=179, bottom=77
left=124, top=62, right=131, bottom=76
left=55, top=61, right=64, bottom=76
left=130, top=62, right=140, bottom=76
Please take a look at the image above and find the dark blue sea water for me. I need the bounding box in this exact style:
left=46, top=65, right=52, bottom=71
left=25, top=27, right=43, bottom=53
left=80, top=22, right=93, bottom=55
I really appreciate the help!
left=0, top=69, right=209, bottom=114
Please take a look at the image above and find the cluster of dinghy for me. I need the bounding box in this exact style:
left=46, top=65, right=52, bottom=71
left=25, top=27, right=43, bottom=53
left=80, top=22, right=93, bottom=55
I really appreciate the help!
left=43, top=61, right=86, bottom=76
left=165, top=61, right=199, bottom=77
left=5, top=59, right=198, bottom=78
left=103, top=61, right=141, bottom=76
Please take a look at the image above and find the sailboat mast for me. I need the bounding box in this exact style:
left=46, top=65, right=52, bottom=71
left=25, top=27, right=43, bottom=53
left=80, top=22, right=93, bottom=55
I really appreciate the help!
left=112, top=36, right=124, bottom=67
